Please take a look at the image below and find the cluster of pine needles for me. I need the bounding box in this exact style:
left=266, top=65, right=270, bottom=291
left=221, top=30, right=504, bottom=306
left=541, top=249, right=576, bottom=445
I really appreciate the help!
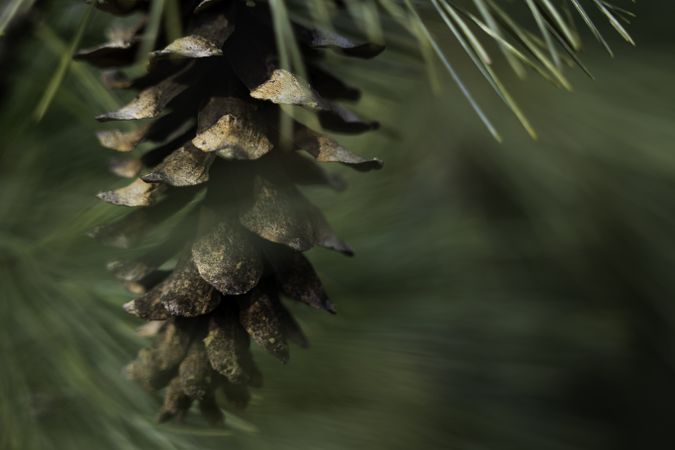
left=2, top=0, right=635, bottom=139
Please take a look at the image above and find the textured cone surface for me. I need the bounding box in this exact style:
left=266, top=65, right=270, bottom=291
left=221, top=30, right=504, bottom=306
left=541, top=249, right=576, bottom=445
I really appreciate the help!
left=178, top=341, right=212, bottom=399
left=191, top=219, right=264, bottom=295
left=238, top=284, right=289, bottom=363
left=84, top=0, right=382, bottom=423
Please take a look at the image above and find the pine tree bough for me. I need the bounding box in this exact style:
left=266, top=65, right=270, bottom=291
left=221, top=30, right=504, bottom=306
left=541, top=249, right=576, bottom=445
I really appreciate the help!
left=82, top=0, right=383, bottom=424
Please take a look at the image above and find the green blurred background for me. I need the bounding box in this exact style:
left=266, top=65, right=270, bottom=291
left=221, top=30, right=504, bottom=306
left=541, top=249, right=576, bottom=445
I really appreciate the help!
left=1, top=2, right=675, bottom=449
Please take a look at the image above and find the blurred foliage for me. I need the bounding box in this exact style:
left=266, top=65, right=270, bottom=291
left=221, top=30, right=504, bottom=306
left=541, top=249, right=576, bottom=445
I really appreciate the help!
left=2, top=2, right=675, bottom=450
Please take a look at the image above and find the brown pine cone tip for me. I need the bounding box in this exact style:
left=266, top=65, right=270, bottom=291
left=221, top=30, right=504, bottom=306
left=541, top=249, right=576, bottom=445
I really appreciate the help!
left=81, top=0, right=383, bottom=424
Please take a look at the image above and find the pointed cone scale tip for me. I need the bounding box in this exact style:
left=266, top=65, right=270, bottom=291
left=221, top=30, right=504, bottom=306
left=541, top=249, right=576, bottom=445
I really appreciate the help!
left=123, top=299, right=138, bottom=316
left=324, top=299, right=337, bottom=315
left=336, top=242, right=355, bottom=257
left=141, top=172, right=163, bottom=183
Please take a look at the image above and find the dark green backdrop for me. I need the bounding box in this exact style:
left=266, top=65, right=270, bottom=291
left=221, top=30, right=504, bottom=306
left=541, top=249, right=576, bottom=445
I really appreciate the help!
left=1, top=2, right=674, bottom=449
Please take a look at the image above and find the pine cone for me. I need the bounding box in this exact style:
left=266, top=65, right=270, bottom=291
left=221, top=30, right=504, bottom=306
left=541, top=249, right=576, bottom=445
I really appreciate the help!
left=79, top=0, right=383, bottom=423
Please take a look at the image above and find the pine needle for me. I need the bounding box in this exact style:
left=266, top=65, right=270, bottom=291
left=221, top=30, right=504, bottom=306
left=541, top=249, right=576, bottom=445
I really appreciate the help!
left=137, top=0, right=166, bottom=65
left=0, top=0, right=33, bottom=36
left=33, top=2, right=95, bottom=121
left=435, top=0, right=537, bottom=138
left=370, top=0, right=636, bottom=139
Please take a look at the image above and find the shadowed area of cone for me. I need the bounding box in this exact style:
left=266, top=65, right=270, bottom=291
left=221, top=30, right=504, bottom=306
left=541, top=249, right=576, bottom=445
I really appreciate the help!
left=178, top=341, right=212, bottom=400
left=88, top=187, right=197, bottom=248
left=141, top=126, right=198, bottom=167
left=88, top=210, right=151, bottom=249
left=199, top=392, right=224, bottom=425
left=126, top=320, right=192, bottom=390
left=157, top=377, right=193, bottom=423
left=276, top=300, right=310, bottom=348
left=281, top=152, right=347, bottom=191
left=74, top=39, right=138, bottom=68
left=194, top=0, right=231, bottom=14
left=265, top=243, right=336, bottom=313
left=221, top=380, right=251, bottom=410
